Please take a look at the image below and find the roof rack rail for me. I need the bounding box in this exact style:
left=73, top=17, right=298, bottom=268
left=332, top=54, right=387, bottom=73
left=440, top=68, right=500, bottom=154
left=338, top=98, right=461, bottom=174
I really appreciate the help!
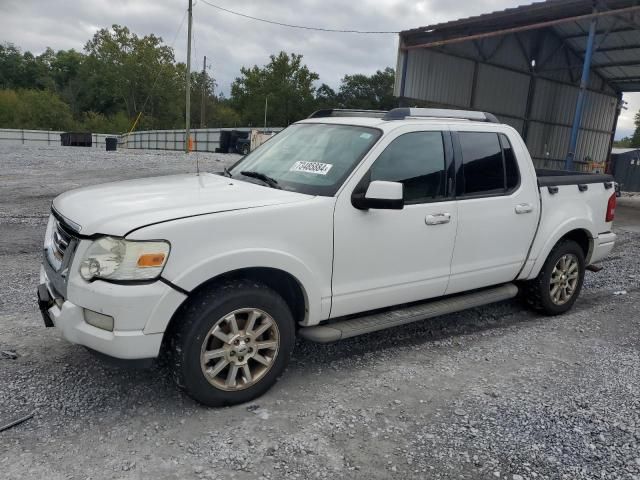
left=383, top=108, right=500, bottom=123
left=307, top=109, right=388, bottom=119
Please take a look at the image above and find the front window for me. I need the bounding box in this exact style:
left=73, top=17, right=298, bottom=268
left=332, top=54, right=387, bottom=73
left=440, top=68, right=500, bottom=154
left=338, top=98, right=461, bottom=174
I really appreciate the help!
left=369, top=131, right=446, bottom=204
left=228, top=123, right=381, bottom=196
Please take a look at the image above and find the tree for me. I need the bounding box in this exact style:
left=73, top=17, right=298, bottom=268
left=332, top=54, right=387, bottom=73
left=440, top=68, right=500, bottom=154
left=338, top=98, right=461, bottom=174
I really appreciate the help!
left=613, top=136, right=632, bottom=148
left=631, top=111, right=640, bottom=148
left=0, top=89, right=75, bottom=130
left=337, top=67, right=396, bottom=110
left=81, top=24, right=183, bottom=127
left=231, top=52, right=319, bottom=127
left=314, top=83, right=338, bottom=110
left=49, top=49, right=85, bottom=113
left=80, top=111, right=130, bottom=133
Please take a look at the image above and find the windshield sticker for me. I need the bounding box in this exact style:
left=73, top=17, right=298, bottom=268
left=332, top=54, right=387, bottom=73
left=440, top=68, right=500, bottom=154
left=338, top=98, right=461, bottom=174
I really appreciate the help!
left=360, top=132, right=373, bottom=139
left=290, top=161, right=333, bottom=175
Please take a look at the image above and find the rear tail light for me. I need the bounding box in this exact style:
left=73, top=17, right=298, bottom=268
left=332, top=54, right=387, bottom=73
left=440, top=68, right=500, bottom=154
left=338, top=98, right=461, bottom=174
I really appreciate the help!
left=605, top=192, right=616, bottom=222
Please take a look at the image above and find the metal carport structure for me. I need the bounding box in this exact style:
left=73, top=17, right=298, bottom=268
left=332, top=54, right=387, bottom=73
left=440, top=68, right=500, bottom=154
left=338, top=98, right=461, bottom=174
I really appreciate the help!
left=395, top=0, right=640, bottom=171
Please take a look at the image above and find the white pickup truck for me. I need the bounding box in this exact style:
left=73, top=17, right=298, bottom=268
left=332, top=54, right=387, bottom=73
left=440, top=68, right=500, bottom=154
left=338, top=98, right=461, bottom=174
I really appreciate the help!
left=39, top=108, right=617, bottom=406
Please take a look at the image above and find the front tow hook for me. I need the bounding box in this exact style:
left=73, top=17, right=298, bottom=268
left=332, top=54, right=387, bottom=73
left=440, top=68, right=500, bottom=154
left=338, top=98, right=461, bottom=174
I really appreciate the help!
left=37, top=284, right=55, bottom=327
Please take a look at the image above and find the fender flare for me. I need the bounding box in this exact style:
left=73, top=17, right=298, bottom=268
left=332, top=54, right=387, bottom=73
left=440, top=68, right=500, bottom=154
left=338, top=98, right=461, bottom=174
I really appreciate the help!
left=525, top=219, right=596, bottom=279
left=146, top=248, right=326, bottom=332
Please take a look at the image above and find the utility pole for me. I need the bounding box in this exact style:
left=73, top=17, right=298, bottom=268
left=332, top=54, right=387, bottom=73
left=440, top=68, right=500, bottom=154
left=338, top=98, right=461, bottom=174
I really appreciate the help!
left=201, top=55, right=207, bottom=128
left=185, top=0, right=193, bottom=153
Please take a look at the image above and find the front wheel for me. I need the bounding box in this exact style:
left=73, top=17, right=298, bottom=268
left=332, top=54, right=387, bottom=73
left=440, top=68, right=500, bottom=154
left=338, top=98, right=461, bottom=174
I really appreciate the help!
left=168, top=279, right=295, bottom=407
left=521, top=239, right=585, bottom=315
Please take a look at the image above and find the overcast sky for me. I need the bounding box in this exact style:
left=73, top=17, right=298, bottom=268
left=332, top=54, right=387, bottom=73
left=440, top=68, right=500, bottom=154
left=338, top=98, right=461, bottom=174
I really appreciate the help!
left=0, top=0, right=637, bottom=138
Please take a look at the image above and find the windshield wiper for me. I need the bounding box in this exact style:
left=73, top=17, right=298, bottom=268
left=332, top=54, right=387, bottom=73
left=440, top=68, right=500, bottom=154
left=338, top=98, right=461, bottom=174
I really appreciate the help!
left=216, top=167, right=232, bottom=178
left=240, top=171, right=281, bottom=189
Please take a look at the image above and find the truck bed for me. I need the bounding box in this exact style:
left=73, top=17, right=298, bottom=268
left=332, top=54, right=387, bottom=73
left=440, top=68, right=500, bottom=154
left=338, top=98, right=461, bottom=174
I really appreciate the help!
left=536, top=169, right=614, bottom=187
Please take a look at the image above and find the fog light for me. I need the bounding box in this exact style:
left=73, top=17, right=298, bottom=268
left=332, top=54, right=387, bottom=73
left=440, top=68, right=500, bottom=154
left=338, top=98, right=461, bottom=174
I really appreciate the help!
left=83, top=309, right=114, bottom=332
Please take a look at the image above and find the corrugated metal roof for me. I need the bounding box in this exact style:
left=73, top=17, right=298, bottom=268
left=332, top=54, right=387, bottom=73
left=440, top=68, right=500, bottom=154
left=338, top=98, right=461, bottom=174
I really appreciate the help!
left=401, top=0, right=640, bottom=92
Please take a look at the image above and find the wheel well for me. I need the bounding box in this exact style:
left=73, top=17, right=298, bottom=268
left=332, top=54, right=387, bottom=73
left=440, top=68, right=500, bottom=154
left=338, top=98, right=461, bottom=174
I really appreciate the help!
left=559, top=229, right=592, bottom=260
left=165, top=268, right=307, bottom=336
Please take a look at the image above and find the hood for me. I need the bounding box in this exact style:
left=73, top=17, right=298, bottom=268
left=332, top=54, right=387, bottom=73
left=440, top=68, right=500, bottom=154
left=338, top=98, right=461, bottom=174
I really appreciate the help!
left=53, top=173, right=311, bottom=236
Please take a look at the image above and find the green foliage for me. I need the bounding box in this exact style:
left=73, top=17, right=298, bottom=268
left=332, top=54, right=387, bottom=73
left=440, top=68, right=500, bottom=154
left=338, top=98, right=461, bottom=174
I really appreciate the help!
left=336, top=67, right=396, bottom=110
left=231, top=52, right=320, bottom=127
left=614, top=137, right=633, bottom=148
left=0, top=89, right=19, bottom=127
left=0, top=31, right=397, bottom=133
left=0, top=89, right=74, bottom=130
left=630, top=112, right=640, bottom=148
left=314, top=83, right=339, bottom=110
left=81, top=25, right=185, bottom=128
left=80, top=111, right=131, bottom=134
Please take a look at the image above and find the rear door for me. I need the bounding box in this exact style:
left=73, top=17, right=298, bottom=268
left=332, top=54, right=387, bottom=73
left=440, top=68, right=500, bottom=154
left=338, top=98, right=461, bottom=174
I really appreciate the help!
left=331, top=127, right=458, bottom=318
left=446, top=129, right=539, bottom=295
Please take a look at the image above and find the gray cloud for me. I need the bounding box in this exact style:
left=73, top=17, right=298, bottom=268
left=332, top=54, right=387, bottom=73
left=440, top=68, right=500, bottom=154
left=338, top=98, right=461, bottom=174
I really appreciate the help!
left=0, top=0, right=637, bottom=137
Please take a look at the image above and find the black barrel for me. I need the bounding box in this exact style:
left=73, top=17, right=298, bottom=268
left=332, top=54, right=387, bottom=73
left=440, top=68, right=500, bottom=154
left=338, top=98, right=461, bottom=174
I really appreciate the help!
left=105, top=137, right=117, bottom=151
left=219, top=131, right=231, bottom=153
left=60, top=132, right=92, bottom=147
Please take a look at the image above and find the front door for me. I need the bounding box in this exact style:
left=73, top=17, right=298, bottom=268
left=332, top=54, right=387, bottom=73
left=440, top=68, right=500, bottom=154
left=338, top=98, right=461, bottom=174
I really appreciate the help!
left=331, top=129, right=458, bottom=318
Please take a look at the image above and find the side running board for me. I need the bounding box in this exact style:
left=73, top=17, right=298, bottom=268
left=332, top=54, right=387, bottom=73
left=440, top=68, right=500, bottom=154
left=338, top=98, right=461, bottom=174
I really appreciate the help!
left=299, top=283, right=519, bottom=343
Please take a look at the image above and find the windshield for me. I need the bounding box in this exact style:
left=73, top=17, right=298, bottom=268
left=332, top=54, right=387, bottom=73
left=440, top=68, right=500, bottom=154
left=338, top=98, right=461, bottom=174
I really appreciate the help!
left=228, top=123, right=381, bottom=196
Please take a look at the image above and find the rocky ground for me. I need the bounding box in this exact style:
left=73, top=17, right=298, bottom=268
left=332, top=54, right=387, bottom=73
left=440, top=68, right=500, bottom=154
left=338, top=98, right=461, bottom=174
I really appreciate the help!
left=1, top=144, right=639, bottom=480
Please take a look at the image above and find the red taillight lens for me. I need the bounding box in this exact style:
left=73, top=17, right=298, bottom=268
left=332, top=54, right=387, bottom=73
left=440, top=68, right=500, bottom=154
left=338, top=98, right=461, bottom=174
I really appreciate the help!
left=606, top=192, right=616, bottom=222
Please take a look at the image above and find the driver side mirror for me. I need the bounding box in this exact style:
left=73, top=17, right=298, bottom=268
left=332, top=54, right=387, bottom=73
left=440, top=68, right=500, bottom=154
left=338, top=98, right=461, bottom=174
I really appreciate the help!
left=352, top=180, right=404, bottom=210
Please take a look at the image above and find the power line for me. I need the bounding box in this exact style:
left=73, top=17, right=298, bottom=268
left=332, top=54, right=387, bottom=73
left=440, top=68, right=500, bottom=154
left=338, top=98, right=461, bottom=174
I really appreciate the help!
left=140, top=7, right=188, bottom=114
left=126, top=7, right=188, bottom=137
left=198, top=0, right=399, bottom=34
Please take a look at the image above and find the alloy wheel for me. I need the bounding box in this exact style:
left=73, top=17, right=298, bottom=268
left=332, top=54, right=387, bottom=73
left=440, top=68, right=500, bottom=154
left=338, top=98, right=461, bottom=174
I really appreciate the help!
left=549, top=254, right=579, bottom=306
left=200, top=308, right=280, bottom=391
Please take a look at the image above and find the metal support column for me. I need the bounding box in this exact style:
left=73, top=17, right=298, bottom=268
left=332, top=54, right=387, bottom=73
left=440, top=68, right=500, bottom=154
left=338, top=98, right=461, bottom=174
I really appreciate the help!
left=566, top=11, right=598, bottom=170
left=469, top=61, right=479, bottom=108
left=606, top=92, right=624, bottom=174
left=399, top=49, right=409, bottom=106
left=185, top=0, right=193, bottom=153
left=522, top=75, right=536, bottom=143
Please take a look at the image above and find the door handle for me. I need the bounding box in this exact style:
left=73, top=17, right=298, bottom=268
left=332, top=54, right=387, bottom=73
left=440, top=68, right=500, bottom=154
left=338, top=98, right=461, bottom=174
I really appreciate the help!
left=515, top=203, right=534, bottom=214
left=425, top=213, right=451, bottom=225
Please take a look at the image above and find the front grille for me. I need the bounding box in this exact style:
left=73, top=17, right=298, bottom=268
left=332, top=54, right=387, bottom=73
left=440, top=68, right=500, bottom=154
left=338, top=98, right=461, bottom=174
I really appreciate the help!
left=52, top=221, right=72, bottom=262
left=46, top=216, right=79, bottom=273
left=44, top=215, right=80, bottom=299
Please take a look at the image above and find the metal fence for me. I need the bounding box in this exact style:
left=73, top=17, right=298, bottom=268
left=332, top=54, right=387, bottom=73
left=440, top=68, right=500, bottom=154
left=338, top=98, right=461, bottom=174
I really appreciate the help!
left=119, top=128, right=283, bottom=152
left=0, top=128, right=284, bottom=153
left=0, top=129, right=115, bottom=147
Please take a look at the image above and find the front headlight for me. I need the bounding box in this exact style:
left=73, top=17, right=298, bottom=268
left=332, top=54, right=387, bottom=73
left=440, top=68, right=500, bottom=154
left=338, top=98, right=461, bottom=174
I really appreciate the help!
left=79, top=237, right=170, bottom=282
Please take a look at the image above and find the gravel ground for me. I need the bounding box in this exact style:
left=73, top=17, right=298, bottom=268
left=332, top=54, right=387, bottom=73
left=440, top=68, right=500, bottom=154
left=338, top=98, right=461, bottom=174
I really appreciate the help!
left=1, top=144, right=640, bottom=480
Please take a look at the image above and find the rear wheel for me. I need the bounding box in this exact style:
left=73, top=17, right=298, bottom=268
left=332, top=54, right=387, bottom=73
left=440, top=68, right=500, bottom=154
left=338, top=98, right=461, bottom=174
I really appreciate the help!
left=168, top=279, right=295, bottom=406
left=521, top=240, right=585, bottom=315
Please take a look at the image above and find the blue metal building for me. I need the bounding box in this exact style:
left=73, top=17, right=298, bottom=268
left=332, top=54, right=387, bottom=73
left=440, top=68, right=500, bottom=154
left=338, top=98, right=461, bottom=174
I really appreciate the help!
left=611, top=147, right=640, bottom=191
left=395, top=0, right=640, bottom=172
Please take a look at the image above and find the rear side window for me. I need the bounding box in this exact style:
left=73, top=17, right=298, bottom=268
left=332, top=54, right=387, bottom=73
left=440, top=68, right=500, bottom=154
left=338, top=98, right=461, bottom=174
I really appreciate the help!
left=457, top=132, right=521, bottom=197
left=370, top=131, right=446, bottom=203
left=458, top=132, right=504, bottom=195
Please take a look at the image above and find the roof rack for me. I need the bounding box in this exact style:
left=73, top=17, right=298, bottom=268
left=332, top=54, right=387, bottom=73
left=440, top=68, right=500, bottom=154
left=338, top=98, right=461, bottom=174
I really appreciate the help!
left=383, top=108, right=500, bottom=123
left=307, top=109, right=388, bottom=119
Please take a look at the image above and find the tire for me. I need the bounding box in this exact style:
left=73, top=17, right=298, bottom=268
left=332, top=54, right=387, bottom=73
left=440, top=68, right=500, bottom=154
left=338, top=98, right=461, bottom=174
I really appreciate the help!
left=241, top=144, right=250, bottom=155
left=521, top=239, right=585, bottom=316
left=167, top=279, right=295, bottom=407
